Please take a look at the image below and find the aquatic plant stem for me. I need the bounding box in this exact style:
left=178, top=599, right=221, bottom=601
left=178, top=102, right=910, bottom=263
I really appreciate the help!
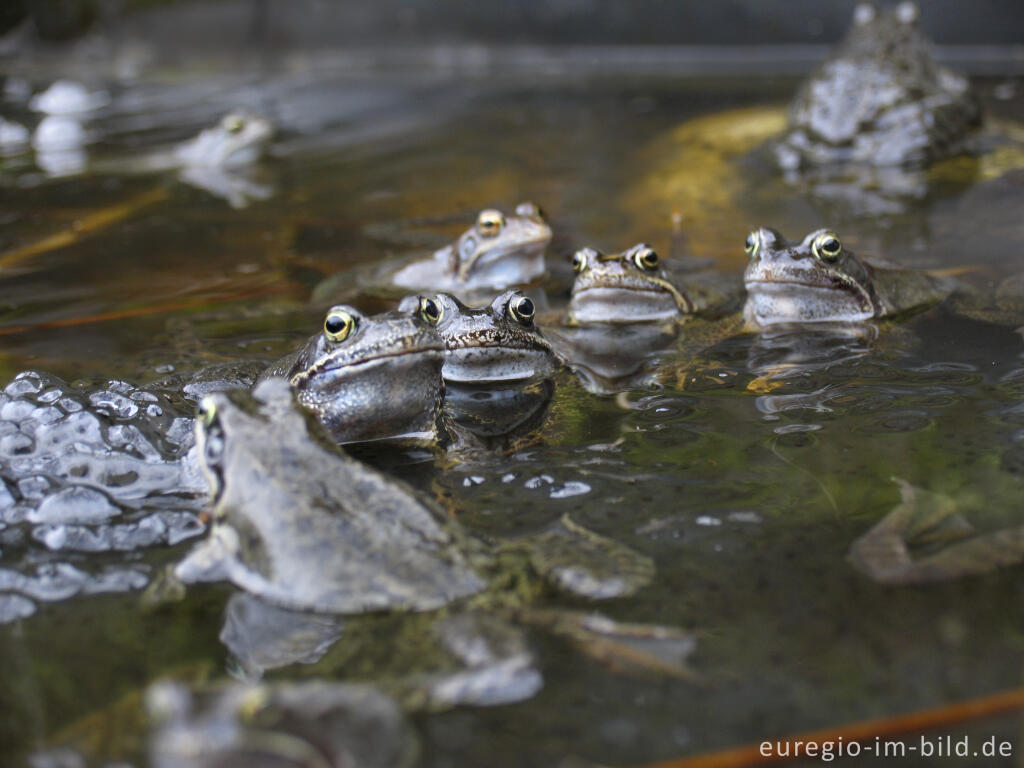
left=632, top=687, right=1024, bottom=768
left=0, top=187, right=168, bottom=270
left=0, top=285, right=287, bottom=336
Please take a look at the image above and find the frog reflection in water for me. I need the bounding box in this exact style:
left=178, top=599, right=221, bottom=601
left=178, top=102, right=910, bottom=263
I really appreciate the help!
left=313, top=203, right=552, bottom=305
left=433, top=290, right=559, bottom=384
left=743, top=227, right=951, bottom=327
left=171, top=380, right=692, bottom=708
left=260, top=295, right=445, bottom=443
left=776, top=2, right=979, bottom=170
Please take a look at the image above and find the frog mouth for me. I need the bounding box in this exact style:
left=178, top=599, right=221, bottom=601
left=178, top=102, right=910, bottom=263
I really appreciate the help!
left=294, top=346, right=443, bottom=385
left=443, top=346, right=553, bottom=383
left=459, top=238, right=549, bottom=281
left=746, top=277, right=873, bottom=306
left=569, top=286, right=683, bottom=324
left=744, top=281, right=874, bottom=324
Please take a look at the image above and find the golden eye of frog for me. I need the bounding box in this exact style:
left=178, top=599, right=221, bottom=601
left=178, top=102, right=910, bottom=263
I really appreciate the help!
left=260, top=295, right=445, bottom=442
left=567, top=244, right=693, bottom=324
left=776, top=1, right=980, bottom=169
left=743, top=227, right=949, bottom=326
left=432, top=290, right=559, bottom=384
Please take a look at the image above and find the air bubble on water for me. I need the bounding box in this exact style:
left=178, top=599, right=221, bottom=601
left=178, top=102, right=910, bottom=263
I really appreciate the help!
left=28, top=486, right=121, bottom=525
left=82, top=565, right=148, bottom=594
left=57, top=397, right=82, bottom=413
left=550, top=481, right=591, bottom=499
left=37, top=389, right=61, bottom=404
left=89, top=390, right=139, bottom=420
left=5, top=372, right=43, bottom=397
left=32, top=511, right=203, bottom=552
left=0, top=432, right=34, bottom=456
left=31, top=405, right=63, bottom=425
left=524, top=474, right=554, bottom=489
left=1, top=400, right=36, bottom=422
left=0, top=561, right=147, bottom=601
left=727, top=511, right=762, bottom=524
left=0, top=593, right=35, bottom=623
left=17, top=476, right=51, bottom=500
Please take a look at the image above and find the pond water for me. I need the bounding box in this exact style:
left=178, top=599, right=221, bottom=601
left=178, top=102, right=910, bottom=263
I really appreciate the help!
left=1, top=63, right=1024, bottom=767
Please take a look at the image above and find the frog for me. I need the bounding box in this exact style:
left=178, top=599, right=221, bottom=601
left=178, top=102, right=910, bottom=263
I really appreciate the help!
left=566, top=244, right=694, bottom=325
left=172, top=112, right=274, bottom=170
left=1, top=112, right=275, bottom=271
left=173, top=377, right=483, bottom=614
left=743, top=227, right=952, bottom=327
left=433, top=290, right=560, bottom=384
left=141, top=111, right=275, bottom=208
left=312, top=203, right=552, bottom=306
left=775, top=2, right=980, bottom=170
left=259, top=295, right=446, bottom=444
left=622, top=2, right=1024, bottom=261
left=161, top=380, right=694, bottom=708
left=849, top=477, right=1024, bottom=585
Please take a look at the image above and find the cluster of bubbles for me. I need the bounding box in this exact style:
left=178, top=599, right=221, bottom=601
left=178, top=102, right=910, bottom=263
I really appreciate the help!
left=0, top=370, right=207, bottom=622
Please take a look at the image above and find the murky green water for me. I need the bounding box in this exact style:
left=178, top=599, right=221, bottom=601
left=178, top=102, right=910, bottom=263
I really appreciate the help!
left=2, top=67, right=1024, bottom=767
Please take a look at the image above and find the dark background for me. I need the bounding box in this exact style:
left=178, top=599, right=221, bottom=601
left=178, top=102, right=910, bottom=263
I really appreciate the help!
left=5, top=0, right=1023, bottom=48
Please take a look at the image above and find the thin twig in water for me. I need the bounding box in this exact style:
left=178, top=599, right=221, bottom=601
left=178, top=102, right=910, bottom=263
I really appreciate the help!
left=630, top=686, right=1024, bottom=768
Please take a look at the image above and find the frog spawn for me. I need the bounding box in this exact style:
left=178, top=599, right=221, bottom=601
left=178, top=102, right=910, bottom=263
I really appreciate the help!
left=0, top=371, right=207, bottom=622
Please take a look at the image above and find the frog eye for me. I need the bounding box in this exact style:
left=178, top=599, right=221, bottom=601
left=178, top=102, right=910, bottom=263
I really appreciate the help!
left=197, top=397, right=217, bottom=427
left=222, top=114, right=245, bottom=134
left=744, top=232, right=758, bottom=257
left=515, top=202, right=544, bottom=220
left=633, top=247, right=659, bottom=271
left=572, top=251, right=588, bottom=273
left=896, top=1, right=918, bottom=25
left=812, top=231, right=843, bottom=262
left=477, top=210, right=505, bottom=237
left=854, top=3, right=876, bottom=25
left=238, top=686, right=270, bottom=723
left=324, top=309, right=356, bottom=342
left=418, top=296, right=443, bottom=325
left=509, top=295, right=536, bottom=324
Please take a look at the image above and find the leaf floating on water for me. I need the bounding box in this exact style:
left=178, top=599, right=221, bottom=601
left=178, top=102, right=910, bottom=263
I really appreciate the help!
left=849, top=477, right=1024, bottom=583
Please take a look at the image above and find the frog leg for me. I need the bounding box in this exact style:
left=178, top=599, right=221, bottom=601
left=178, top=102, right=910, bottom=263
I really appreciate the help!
left=514, top=514, right=655, bottom=600
left=391, top=612, right=543, bottom=712
left=849, top=477, right=1024, bottom=583
left=515, top=607, right=702, bottom=684
left=174, top=524, right=304, bottom=610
